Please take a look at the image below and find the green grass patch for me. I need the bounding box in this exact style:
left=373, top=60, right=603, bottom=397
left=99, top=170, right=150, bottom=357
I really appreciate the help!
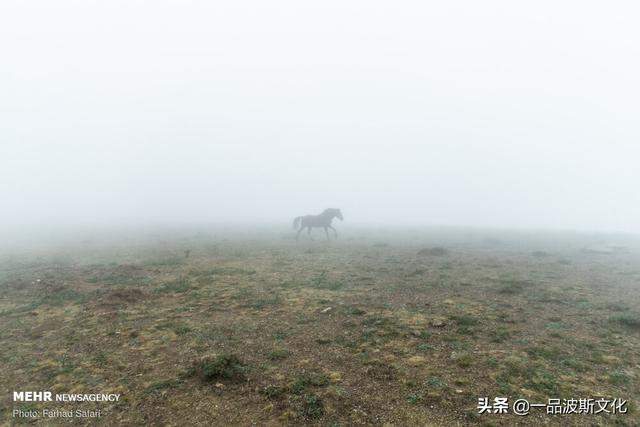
left=267, top=348, right=289, bottom=361
left=489, top=327, right=510, bottom=343
left=174, top=324, right=192, bottom=336
left=450, top=314, right=479, bottom=327
left=260, top=385, right=287, bottom=399
left=144, top=257, right=184, bottom=267
left=345, top=306, right=366, bottom=315
left=298, top=393, right=324, bottom=420
left=309, top=271, right=344, bottom=290
left=609, top=370, right=631, bottom=385
left=291, top=372, right=330, bottom=394
left=44, top=288, right=87, bottom=306
left=417, top=343, right=433, bottom=352
left=610, top=313, right=640, bottom=329
left=526, top=345, right=562, bottom=361
left=406, top=392, right=423, bottom=404
left=606, top=302, right=630, bottom=312
left=199, top=267, right=256, bottom=276
left=455, top=353, right=473, bottom=368
left=246, top=295, right=281, bottom=310
left=190, top=353, right=246, bottom=383
left=487, top=356, right=499, bottom=368
left=145, top=379, right=182, bottom=394
left=497, top=279, right=529, bottom=295
left=425, top=376, right=446, bottom=388
left=155, top=278, right=191, bottom=294
left=524, top=369, right=558, bottom=394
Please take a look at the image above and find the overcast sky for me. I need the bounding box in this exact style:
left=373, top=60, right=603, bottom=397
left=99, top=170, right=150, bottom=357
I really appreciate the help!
left=1, top=1, right=639, bottom=233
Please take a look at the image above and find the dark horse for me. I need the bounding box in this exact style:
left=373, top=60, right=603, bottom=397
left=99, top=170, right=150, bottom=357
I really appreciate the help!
left=293, top=208, right=343, bottom=241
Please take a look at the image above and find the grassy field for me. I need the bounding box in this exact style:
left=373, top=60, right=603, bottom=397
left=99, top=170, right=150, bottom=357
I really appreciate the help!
left=1, top=227, right=639, bottom=426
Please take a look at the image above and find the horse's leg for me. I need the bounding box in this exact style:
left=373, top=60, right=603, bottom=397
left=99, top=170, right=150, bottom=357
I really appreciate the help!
left=329, top=225, right=338, bottom=238
left=296, top=226, right=303, bottom=241
left=307, top=226, right=314, bottom=240
left=324, top=227, right=330, bottom=240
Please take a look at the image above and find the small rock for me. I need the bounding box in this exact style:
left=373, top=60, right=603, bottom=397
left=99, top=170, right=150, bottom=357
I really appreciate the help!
left=430, top=317, right=447, bottom=327
left=417, top=247, right=449, bottom=256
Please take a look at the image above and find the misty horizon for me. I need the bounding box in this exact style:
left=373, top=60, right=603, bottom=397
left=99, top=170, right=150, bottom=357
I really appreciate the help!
left=2, top=1, right=639, bottom=234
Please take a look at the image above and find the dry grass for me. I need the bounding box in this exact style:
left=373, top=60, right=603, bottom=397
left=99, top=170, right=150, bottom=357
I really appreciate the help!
left=1, top=228, right=639, bottom=425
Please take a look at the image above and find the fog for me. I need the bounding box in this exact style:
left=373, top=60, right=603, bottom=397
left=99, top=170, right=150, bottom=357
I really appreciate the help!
left=2, top=1, right=639, bottom=234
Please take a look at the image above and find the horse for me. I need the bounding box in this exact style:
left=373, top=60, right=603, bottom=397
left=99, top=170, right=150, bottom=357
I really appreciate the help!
left=293, top=208, right=343, bottom=241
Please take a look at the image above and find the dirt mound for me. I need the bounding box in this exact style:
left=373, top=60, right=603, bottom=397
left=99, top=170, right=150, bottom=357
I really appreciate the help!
left=99, top=288, right=147, bottom=305
left=364, top=361, right=397, bottom=380
left=39, top=280, right=68, bottom=294
left=417, top=247, right=449, bottom=256
left=85, top=264, right=149, bottom=285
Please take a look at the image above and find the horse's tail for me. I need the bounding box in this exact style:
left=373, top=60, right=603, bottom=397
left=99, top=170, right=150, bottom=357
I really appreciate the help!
left=293, top=216, right=302, bottom=230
